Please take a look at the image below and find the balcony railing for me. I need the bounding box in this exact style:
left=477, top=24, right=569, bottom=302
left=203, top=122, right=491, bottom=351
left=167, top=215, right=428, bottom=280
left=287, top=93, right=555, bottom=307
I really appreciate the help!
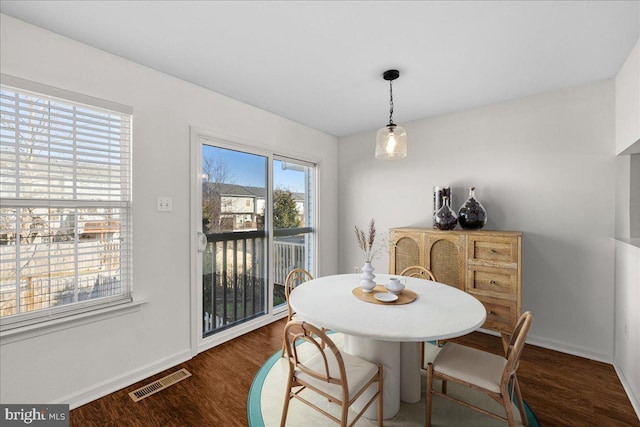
left=202, top=230, right=266, bottom=336
left=273, top=240, right=306, bottom=285
left=202, top=229, right=307, bottom=336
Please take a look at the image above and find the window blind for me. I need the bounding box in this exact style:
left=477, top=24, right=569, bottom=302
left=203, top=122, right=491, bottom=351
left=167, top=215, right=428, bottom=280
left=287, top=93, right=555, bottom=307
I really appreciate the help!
left=0, top=77, right=133, bottom=331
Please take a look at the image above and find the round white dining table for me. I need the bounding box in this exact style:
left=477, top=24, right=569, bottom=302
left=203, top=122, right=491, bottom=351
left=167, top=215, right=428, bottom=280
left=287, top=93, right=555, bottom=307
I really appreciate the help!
left=289, top=273, right=486, bottom=420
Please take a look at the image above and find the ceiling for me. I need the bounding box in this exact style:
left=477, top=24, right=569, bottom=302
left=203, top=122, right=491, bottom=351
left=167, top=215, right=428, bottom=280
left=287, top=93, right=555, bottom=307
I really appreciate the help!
left=1, top=1, right=638, bottom=137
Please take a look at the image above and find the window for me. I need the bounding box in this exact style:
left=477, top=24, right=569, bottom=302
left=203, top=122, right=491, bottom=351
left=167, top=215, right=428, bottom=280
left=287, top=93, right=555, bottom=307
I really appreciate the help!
left=0, top=75, right=133, bottom=331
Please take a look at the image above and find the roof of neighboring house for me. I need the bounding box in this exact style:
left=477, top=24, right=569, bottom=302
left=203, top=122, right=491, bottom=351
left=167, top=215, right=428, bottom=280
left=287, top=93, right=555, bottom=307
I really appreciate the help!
left=206, top=182, right=303, bottom=201
left=205, top=182, right=265, bottom=198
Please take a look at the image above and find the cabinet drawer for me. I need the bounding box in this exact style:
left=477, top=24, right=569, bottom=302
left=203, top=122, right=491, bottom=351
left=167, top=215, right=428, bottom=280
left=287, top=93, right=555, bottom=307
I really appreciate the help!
left=473, top=294, right=517, bottom=334
left=468, top=236, right=518, bottom=264
left=468, top=268, right=517, bottom=296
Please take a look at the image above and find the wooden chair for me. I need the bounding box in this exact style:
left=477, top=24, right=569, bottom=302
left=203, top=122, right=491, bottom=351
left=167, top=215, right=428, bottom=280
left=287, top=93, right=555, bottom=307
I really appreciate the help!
left=400, top=265, right=436, bottom=281
left=280, top=320, right=383, bottom=427
left=425, top=311, right=534, bottom=427
left=400, top=266, right=438, bottom=361
left=280, top=268, right=314, bottom=357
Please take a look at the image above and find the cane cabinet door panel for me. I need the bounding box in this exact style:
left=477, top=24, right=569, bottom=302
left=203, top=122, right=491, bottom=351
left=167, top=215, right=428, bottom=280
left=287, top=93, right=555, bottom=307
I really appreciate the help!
left=425, top=233, right=466, bottom=291
left=389, top=230, right=426, bottom=275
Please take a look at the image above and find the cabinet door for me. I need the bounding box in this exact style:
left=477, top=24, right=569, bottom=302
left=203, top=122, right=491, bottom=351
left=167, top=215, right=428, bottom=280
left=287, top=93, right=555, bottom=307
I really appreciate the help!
left=425, top=233, right=466, bottom=290
left=389, top=230, right=425, bottom=274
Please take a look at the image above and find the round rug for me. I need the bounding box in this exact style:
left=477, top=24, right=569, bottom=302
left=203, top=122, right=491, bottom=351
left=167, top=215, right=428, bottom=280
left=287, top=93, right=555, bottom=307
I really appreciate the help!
left=248, top=333, right=540, bottom=426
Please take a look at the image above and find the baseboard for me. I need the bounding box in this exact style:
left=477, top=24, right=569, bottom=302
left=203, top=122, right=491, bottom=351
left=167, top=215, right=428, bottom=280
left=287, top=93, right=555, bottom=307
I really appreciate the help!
left=520, top=333, right=612, bottom=363
left=54, top=349, right=192, bottom=410
left=476, top=328, right=612, bottom=363
left=54, top=313, right=288, bottom=409
left=614, top=362, right=640, bottom=421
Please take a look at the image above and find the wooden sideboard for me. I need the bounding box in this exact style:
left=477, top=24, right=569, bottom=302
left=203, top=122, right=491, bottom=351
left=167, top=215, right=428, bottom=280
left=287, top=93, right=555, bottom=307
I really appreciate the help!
left=389, top=228, right=522, bottom=337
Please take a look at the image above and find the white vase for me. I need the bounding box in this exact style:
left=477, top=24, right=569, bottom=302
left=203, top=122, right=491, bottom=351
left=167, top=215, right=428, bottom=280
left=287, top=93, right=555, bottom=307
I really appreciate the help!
left=359, top=262, right=376, bottom=293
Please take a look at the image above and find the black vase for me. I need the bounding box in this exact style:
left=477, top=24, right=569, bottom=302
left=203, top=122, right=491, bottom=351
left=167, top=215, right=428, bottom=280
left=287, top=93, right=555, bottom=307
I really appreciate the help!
left=434, top=196, right=458, bottom=230
left=433, top=186, right=451, bottom=228
left=458, top=187, right=487, bottom=230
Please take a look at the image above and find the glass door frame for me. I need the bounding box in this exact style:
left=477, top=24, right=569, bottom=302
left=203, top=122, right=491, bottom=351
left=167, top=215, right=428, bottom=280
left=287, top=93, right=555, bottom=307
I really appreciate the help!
left=271, top=155, right=316, bottom=312
left=189, top=127, right=318, bottom=355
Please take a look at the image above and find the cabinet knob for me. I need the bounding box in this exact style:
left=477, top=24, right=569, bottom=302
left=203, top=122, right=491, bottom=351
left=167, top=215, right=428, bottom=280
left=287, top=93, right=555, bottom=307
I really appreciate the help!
left=491, top=249, right=497, bottom=253
left=490, top=280, right=497, bottom=285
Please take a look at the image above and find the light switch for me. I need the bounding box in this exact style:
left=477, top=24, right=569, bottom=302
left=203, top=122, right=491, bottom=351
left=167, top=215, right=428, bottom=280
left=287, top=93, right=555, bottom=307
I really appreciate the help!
left=157, top=196, right=172, bottom=212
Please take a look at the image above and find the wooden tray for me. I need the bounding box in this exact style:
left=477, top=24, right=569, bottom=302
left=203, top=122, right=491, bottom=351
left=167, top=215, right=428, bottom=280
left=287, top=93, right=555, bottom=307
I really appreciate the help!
left=352, top=285, right=417, bottom=305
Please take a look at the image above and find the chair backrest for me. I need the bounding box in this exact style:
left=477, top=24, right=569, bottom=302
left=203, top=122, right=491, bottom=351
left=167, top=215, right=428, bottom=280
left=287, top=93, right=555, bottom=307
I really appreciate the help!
left=400, top=265, right=436, bottom=281
left=282, top=320, right=348, bottom=393
left=284, top=268, right=313, bottom=320
left=285, top=268, right=313, bottom=299
left=503, top=311, right=533, bottom=380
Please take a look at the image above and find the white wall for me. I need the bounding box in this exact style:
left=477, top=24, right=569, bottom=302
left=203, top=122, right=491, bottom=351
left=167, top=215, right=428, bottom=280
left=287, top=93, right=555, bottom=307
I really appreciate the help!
left=614, top=33, right=640, bottom=418
left=615, top=38, right=640, bottom=155
left=615, top=36, right=640, bottom=239
left=614, top=240, right=640, bottom=416
left=632, top=154, right=640, bottom=238
left=616, top=155, right=632, bottom=239
left=0, top=15, right=338, bottom=406
left=338, top=81, right=616, bottom=361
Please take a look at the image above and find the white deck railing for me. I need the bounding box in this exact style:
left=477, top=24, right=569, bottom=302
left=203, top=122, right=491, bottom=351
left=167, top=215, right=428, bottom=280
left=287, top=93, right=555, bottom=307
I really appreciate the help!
left=273, top=240, right=306, bottom=285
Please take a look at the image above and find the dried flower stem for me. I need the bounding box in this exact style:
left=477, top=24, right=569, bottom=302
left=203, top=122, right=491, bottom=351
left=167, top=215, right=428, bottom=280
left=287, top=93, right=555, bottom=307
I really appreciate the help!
left=354, top=218, right=384, bottom=263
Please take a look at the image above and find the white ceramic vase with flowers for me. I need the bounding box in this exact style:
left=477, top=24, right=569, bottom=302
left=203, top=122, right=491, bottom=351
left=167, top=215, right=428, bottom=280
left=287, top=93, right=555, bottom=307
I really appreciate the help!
left=354, top=218, right=384, bottom=293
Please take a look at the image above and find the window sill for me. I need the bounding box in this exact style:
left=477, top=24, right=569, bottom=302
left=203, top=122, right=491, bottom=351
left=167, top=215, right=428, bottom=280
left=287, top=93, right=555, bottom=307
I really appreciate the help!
left=0, top=299, right=147, bottom=345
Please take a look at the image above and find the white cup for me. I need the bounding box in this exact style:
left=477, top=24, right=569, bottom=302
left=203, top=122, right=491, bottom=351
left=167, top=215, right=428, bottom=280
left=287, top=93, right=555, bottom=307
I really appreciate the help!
left=385, top=277, right=406, bottom=294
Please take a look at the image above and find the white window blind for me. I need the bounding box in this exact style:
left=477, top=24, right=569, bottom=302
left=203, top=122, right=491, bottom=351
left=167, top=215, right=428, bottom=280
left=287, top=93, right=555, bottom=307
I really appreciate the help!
left=0, top=75, right=133, bottom=331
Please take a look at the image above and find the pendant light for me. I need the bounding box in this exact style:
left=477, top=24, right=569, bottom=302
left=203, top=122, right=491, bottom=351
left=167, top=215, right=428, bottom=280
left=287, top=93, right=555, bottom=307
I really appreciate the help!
left=375, top=69, right=407, bottom=159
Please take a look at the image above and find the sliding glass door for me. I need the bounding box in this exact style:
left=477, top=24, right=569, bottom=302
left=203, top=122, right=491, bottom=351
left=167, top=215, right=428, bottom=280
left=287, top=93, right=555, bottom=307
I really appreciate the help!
left=192, top=130, right=316, bottom=349
left=272, top=157, right=314, bottom=309
left=200, top=145, right=268, bottom=336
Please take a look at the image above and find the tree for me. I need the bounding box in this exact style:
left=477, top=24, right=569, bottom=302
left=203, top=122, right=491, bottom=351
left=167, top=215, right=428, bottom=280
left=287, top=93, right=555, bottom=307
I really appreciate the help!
left=201, top=156, right=234, bottom=233
left=273, top=189, right=300, bottom=229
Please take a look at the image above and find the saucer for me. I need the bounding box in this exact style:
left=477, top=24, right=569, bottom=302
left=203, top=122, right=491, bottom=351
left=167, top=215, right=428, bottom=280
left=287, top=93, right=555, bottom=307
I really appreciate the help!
left=374, top=292, right=398, bottom=303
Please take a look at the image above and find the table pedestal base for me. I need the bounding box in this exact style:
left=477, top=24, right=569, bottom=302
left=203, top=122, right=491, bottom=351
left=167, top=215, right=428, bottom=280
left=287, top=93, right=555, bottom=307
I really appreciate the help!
left=343, top=336, right=423, bottom=420
left=400, top=341, right=421, bottom=403
left=344, top=335, right=400, bottom=419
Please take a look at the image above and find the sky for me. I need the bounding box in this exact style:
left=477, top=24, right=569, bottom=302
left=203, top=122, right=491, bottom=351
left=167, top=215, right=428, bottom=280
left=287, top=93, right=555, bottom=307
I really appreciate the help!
left=202, top=145, right=306, bottom=193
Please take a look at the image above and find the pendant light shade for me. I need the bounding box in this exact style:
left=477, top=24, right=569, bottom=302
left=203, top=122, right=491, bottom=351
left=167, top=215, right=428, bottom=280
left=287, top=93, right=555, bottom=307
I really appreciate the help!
left=375, top=69, right=407, bottom=160
left=375, top=124, right=407, bottom=159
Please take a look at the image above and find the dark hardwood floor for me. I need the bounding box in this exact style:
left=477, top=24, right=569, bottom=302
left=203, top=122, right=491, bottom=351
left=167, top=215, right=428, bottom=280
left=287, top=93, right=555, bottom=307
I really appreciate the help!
left=71, top=319, right=639, bottom=427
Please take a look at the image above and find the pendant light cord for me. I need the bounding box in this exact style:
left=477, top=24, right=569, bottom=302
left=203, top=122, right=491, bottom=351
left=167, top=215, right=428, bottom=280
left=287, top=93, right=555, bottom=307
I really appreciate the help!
left=388, top=79, right=395, bottom=126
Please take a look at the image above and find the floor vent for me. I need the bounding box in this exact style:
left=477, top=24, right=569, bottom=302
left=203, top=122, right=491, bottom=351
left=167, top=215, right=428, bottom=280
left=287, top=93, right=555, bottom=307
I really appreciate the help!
left=128, top=368, right=192, bottom=402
